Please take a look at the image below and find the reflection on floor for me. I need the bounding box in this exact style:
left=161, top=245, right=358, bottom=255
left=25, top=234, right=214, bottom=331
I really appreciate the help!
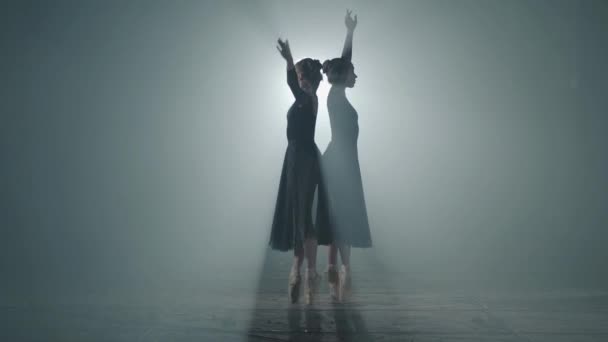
left=2, top=248, right=607, bottom=341
left=244, top=248, right=608, bottom=342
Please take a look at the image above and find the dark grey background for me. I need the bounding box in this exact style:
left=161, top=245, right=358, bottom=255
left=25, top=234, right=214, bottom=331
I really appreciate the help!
left=1, top=0, right=607, bottom=304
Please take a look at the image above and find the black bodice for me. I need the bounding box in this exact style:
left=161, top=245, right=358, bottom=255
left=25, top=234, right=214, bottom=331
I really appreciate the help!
left=286, top=69, right=318, bottom=143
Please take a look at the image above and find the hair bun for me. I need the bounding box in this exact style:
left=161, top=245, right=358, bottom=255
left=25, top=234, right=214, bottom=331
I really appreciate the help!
left=310, top=59, right=320, bottom=71
left=322, top=59, right=330, bottom=74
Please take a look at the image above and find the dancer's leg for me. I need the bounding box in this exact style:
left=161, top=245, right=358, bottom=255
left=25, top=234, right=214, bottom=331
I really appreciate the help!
left=304, top=238, right=318, bottom=273
left=327, top=244, right=340, bottom=302
left=329, top=244, right=338, bottom=265
left=288, top=246, right=304, bottom=304
left=338, top=244, right=352, bottom=302
left=338, top=244, right=351, bottom=271
left=293, top=246, right=304, bottom=274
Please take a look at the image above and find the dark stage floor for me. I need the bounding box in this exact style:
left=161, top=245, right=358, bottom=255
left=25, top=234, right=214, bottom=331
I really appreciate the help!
left=3, top=250, right=607, bottom=341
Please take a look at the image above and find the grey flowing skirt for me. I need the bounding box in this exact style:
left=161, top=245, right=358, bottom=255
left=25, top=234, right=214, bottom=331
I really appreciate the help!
left=316, top=141, right=372, bottom=248
left=270, top=140, right=330, bottom=251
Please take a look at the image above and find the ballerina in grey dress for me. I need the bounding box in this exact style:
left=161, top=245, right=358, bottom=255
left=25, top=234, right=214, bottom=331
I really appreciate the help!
left=317, top=10, right=372, bottom=302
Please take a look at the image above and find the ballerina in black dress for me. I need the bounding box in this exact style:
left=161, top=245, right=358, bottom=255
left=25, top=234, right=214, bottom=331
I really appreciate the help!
left=317, top=10, right=372, bottom=302
left=269, top=38, right=326, bottom=305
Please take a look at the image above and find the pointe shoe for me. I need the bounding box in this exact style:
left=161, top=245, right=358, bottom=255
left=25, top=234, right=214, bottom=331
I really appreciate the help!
left=304, top=270, right=321, bottom=305
left=326, top=265, right=339, bottom=302
left=339, top=265, right=352, bottom=302
left=288, top=271, right=301, bottom=304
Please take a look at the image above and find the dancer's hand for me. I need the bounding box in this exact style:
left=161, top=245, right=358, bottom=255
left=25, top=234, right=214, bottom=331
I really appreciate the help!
left=345, top=9, right=357, bottom=32
left=276, top=38, right=293, bottom=64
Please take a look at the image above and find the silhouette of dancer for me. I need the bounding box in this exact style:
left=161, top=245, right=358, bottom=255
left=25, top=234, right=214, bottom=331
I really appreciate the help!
left=270, top=38, right=326, bottom=305
left=317, top=10, right=372, bottom=303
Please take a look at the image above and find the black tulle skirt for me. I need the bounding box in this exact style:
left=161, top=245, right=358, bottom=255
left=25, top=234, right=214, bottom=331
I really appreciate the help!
left=269, top=140, right=331, bottom=251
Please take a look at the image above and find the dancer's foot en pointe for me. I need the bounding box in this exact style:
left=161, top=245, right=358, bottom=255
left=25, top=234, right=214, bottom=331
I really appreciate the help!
left=339, top=265, right=352, bottom=302
left=288, top=269, right=301, bottom=304
left=327, top=264, right=339, bottom=302
left=304, top=269, right=321, bottom=305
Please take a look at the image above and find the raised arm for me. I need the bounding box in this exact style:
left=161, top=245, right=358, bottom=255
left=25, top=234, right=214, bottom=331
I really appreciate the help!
left=277, top=38, right=305, bottom=100
left=277, top=38, right=295, bottom=70
left=342, top=10, right=357, bottom=61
